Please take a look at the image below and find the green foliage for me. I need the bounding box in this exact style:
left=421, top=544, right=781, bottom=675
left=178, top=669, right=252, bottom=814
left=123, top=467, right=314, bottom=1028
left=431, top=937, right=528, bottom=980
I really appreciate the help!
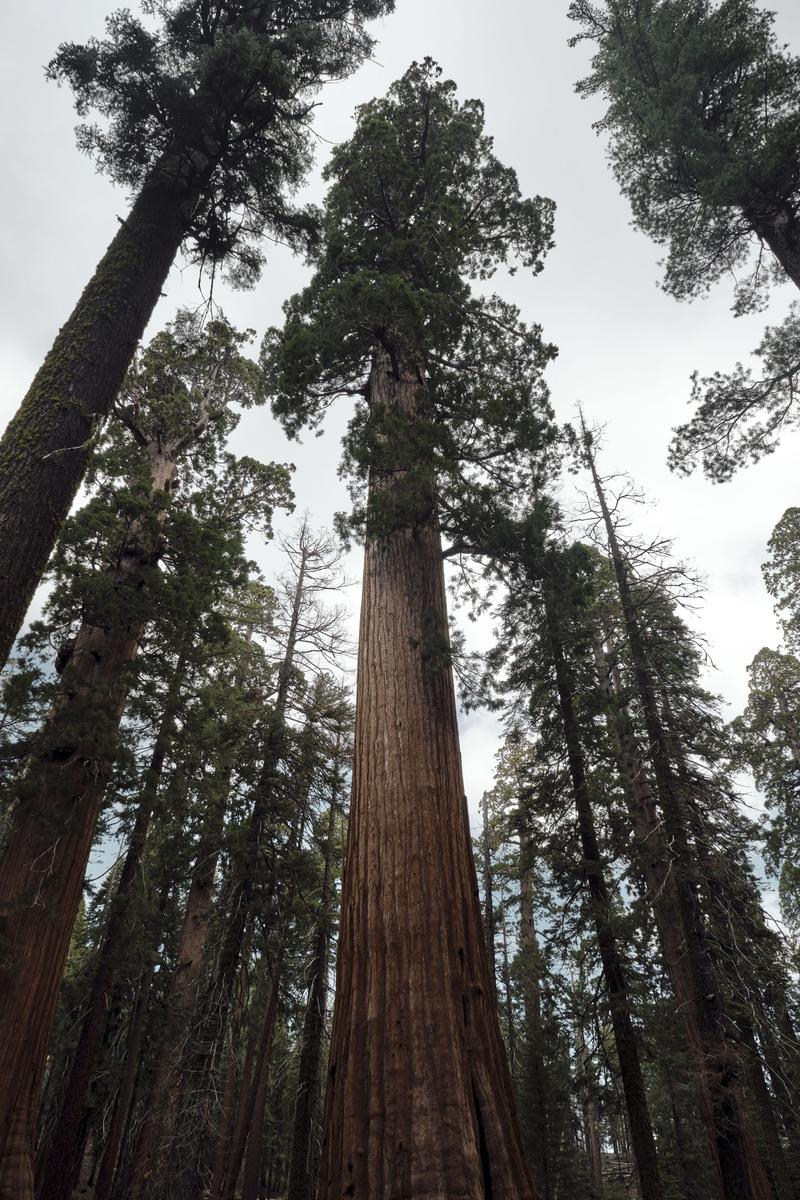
left=669, top=302, right=800, bottom=480
left=569, top=0, right=800, bottom=310
left=48, top=0, right=394, bottom=284
left=263, top=59, right=557, bottom=542
left=763, top=506, right=800, bottom=647
left=732, top=647, right=800, bottom=926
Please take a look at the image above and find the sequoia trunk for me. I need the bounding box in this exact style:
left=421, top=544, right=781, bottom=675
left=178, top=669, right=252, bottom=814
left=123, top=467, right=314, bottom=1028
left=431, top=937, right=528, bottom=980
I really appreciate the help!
left=319, top=355, right=535, bottom=1199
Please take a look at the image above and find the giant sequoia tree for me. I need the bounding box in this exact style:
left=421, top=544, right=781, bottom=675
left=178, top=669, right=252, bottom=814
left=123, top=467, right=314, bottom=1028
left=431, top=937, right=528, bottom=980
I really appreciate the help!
left=0, top=0, right=392, bottom=671
left=264, top=59, right=557, bottom=1198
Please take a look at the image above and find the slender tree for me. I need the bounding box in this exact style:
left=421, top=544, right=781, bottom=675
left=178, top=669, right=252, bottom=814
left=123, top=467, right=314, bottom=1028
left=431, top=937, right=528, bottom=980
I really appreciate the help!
left=579, top=424, right=772, bottom=1200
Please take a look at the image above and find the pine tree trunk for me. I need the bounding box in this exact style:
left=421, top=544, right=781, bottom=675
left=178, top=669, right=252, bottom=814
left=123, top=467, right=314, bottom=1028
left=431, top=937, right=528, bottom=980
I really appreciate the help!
left=739, top=1021, right=795, bottom=1200
left=546, top=621, right=664, bottom=1200
left=577, top=1024, right=604, bottom=1200
left=0, top=456, right=176, bottom=1200
left=93, top=959, right=157, bottom=1200
left=499, top=894, right=518, bottom=1073
left=173, top=569, right=310, bottom=1197
left=239, top=965, right=281, bottom=1200
left=286, top=795, right=338, bottom=1200
left=747, top=210, right=800, bottom=293
left=0, top=150, right=202, bottom=671
left=319, top=354, right=535, bottom=1199
left=209, top=1035, right=241, bottom=1200
left=583, top=428, right=772, bottom=1200
left=481, top=793, right=498, bottom=1002
left=127, top=798, right=224, bottom=1200
left=518, top=834, right=551, bottom=1200
left=219, top=961, right=276, bottom=1200
left=37, top=660, right=184, bottom=1200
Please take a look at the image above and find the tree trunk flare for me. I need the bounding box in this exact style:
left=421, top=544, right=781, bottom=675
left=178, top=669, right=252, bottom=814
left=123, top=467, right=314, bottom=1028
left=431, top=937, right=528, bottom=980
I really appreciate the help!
left=0, top=150, right=201, bottom=671
left=319, top=355, right=535, bottom=1200
left=93, top=959, right=157, bottom=1200
left=37, top=660, right=184, bottom=1200
left=0, top=457, right=176, bottom=1200
left=287, top=796, right=338, bottom=1200
left=582, top=426, right=773, bottom=1200
left=546, top=623, right=665, bottom=1200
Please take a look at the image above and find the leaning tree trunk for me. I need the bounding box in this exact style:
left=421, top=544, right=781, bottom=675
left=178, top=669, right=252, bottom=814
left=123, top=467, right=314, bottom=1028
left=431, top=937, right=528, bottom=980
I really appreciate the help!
left=0, top=147, right=204, bottom=671
left=37, top=656, right=185, bottom=1200
left=319, top=354, right=535, bottom=1199
left=546, top=617, right=665, bottom=1200
left=583, top=426, right=773, bottom=1200
left=0, top=454, right=177, bottom=1200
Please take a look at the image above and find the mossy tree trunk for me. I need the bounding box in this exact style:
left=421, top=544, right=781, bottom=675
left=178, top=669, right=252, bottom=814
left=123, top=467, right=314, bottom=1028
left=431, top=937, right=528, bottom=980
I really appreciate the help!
left=0, top=149, right=202, bottom=670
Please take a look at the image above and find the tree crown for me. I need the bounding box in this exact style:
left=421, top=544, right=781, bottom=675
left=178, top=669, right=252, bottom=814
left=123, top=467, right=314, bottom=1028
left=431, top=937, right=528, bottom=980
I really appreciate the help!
left=49, top=0, right=394, bottom=284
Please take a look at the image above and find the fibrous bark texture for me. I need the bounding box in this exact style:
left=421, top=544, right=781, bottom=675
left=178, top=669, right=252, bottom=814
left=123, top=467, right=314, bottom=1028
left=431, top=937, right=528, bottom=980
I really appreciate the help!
left=318, top=357, right=535, bottom=1200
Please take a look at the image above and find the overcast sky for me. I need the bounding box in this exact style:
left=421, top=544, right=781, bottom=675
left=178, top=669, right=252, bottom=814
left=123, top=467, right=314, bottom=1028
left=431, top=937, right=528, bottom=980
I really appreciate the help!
left=2, top=0, right=799, bottom=842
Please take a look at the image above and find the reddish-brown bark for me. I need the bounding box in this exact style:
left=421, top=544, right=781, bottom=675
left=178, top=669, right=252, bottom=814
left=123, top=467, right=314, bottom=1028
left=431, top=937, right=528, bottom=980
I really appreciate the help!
left=319, top=356, right=535, bottom=1199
